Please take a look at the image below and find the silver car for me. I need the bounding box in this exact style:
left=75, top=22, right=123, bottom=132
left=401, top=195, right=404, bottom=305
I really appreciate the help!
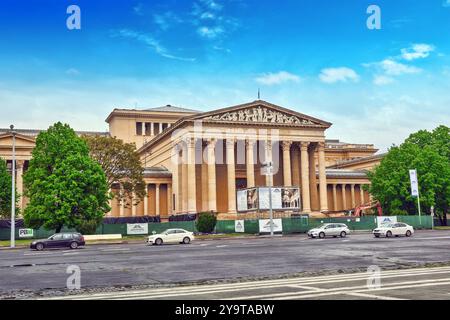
left=307, top=223, right=350, bottom=239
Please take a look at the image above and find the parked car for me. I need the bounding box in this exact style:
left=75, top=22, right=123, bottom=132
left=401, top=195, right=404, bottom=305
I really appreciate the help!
left=307, top=223, right=350, bottom=239
left=373, top=223, right=414, bottom=238
left=30, top=233, right=85, bottom=251
left=147, top=229, right=194, bottom=245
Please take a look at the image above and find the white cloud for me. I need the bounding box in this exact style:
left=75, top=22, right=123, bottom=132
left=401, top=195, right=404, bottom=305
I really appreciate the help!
left=197, top=26, right=225, bottom=39
left=255, top=71, right=301, bottom=85
left=65, top=68, right=80, bottom=76
left=319, top=67, right=359, bottom=84
left=113, top=29, right=195, bottom=62
left=153, top=12, right=183, bottom=31
left=401, top=43, right=434, bottom=61
left=373, top=75, right=394, bottom=86
left=192, top=0, right=238, bottom=40
left=379, top=59, right=421, bottom=76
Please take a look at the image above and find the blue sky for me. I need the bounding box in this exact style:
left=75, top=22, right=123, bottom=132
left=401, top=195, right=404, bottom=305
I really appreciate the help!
left=0, top=0, right=449, bottom=151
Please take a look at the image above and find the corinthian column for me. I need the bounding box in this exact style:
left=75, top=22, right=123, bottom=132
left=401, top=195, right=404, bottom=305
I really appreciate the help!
left=226, top=139, right=236, bottom=214
left=246, top=139, right=256, bottom=188
left=282, top=141, right=292, bottom=186
left=186, top=138, right=197, bottom=214
left=265, top=140, right=272, bottom=186
left=318, top=142, right=328, bottom=212
left=207, top=139, right=217, bottom=212
left=341, top=184, right=347, bottom=210
left=300, top=142, right=311, bottom=213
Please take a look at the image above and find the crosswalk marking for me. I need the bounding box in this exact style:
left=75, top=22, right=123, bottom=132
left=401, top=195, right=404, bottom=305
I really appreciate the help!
left=45, top=266, right=450, bottom=300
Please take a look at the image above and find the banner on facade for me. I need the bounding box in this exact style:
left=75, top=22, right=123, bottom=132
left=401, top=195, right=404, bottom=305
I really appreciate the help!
left=259, top=219, right=283, bottom=233
left=127, top=223, right=149, bottom=235
left=237, top=188, right=258, bottom=212
left=376, top=216, right=397, bottom=227
left=239, top=187, right=300, bottom=212
left=235, top=220, right=245, bottom=233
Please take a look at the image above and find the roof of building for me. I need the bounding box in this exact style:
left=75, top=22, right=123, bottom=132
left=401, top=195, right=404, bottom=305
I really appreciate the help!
left=327, top=153, right=386, bottom=169
left=325, top=169, right=368, bottom=178
left=0, top=128, right=109, bottom=138
left=143, top=105, right=200, bottom=113
left=143, top=167, right=172, bottom=178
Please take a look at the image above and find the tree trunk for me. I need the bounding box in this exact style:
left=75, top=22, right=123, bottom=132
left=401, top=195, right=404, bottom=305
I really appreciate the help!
left=55, top=225, right=62, bottom=233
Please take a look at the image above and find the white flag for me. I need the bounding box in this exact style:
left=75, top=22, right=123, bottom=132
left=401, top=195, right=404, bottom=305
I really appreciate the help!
left=409, top=169, right=419, bottom=197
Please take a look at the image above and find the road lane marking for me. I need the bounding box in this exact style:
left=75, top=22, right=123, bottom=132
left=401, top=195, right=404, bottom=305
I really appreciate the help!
left=215, top=245, right=228, bottom=248
left=244, top=277, right=450, bottom=300
left=271, top=280, right=450, bottom=300
left=345, top=292, right=406, bottom=300
left=52, top=266, right=450, bottom=299
left=51, top=266, right=450, bottom=300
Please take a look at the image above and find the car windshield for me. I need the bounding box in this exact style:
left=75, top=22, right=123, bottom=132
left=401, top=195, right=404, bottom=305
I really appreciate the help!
left=316, top=224, right=329, bottom=229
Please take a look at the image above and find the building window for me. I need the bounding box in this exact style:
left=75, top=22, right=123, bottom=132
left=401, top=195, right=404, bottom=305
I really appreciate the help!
left=154, top=123, right=160, bottom=135
left=145, top=123, right=152, bottom=136
left=162, top=123, right=168, bottom=131
left=136, top=122, right=143, bottom=135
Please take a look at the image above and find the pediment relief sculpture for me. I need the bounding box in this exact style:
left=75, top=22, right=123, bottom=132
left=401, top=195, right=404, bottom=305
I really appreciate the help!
left=203, top=106, right=315, bottom=125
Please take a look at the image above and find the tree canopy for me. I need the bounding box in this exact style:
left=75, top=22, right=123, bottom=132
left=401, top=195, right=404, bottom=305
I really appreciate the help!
left=23, top=122, right=110, bottom=233
left=82, top=135, right=146, bottom=207
left=368, top=125, right=450, bottom=224
left=0, top=157, right=19, bottom=218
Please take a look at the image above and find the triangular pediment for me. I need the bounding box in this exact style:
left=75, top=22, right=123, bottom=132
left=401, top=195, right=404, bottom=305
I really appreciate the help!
left=190, top=100, right=331, bottom=127
left=0, top=133, right=36, bottom=147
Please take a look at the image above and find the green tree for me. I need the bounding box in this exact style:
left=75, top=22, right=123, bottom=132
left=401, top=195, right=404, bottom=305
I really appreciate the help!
left=23, top=122, right=111, bottom=233
left=368, top=126, right=450, bottom=225
left=0, top=157, right=19, bottom=218
left=82, top=135, right=146, bottom=207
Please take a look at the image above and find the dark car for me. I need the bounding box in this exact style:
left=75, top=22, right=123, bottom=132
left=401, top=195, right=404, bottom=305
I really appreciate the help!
left=30, top=233, right=85, bottom=251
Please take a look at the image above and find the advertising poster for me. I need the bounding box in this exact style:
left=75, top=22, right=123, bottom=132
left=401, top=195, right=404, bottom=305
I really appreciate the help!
left=280, top=188, right=300, bottom=209
left=237, top=189, right=248, bottom=212
left=127, top=223, right=149, bottom=235
left=235, top=220, right=245, bottom=233
left=258, top=219, right=283, bottom=233
left=376, top=216, right=397, bottom=227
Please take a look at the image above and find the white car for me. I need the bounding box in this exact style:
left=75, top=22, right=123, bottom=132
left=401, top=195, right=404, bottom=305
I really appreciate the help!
left=373, top=222, right=414, bottom=238
left=307, top=223, right=350, bottom=239
left=147, top=228, right=194, bottom=245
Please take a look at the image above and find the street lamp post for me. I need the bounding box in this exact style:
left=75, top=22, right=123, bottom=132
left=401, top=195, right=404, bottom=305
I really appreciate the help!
left=262, top=161, right=274, bottom=237
left=10, top=125, right=16, bottom=248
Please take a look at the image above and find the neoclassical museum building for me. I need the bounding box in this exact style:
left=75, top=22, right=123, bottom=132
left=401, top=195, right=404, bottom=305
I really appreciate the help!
left=0, top=100, right=384, bottom=221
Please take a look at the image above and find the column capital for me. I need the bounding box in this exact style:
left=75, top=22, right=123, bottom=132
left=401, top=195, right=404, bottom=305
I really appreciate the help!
left=282, top=141, right=292, bottom=151
left=184, top=137, right=196, bottom=148
left=226, top=138, right=236, bottom=148
left=206, top=138, right=217, bottom=147
left=300, top=141, right=310, bottom=151
left=245, top=139, right=257, bottom=148
left=318, top=141, right=326, bottom=151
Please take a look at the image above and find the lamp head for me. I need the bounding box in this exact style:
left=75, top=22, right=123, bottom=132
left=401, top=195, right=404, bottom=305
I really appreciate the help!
left=10, top=124, right=14, bottom=130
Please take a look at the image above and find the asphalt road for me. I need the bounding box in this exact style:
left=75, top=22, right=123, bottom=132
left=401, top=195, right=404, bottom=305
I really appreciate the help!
left=2, top=230, right=450, bottom=299
left=52, top=266, right=450, bottom=300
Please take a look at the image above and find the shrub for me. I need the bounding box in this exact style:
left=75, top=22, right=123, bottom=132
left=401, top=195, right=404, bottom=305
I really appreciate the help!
left=196, top=212, right=217, bottom=233
left=76, top=219, right=101, bottom=235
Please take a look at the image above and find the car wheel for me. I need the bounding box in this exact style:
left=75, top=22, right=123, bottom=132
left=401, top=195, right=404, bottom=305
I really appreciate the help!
left=36, top=243, right=44, bottom=251
left=340, top=231, right=347, bottom=238
left=405, top=230, right=412, bottom=237
left=183, top=237, right=191, bottom=244
left=70, top=242, right=78, bottom=249
left=155, top=238, right=163, bottom=246
left=319, top=232, right=325, bottom=239
left=386, top=231, right=392, bottom=238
